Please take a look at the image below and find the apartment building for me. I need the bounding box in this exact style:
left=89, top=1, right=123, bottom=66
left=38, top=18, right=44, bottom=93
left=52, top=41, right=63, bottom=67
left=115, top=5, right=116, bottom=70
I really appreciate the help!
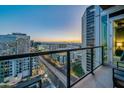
left=0, top=33, right=31, bottom=83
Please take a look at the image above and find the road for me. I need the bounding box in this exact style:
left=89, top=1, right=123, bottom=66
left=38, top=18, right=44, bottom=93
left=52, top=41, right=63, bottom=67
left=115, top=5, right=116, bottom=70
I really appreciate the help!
left=38, top=56, right=67, bottom=86
left=42, top=55, right=67, bottom=75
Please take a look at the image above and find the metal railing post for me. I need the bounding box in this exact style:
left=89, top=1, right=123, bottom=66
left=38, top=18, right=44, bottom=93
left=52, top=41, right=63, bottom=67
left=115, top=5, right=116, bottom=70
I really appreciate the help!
left=101, top=46, right=104, bottom=65
left=67, top=51, right=70, bottom=88
left=39, top=80, right=42, bottom=88
left=112, top=68, right=115, bottom=88
left=91, top=48, right=94, bottom=75
left=117, top=62, right=119, bottom=69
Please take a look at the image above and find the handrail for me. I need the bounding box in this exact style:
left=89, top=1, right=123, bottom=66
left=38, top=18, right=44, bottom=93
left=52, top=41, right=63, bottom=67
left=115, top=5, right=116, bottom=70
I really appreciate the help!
left=113, top=67, right=124, bottom=72
left=117, top=61, right=124, bottom=69
left=0, top=46, right=102, bottom=61
left=113, top=67, right=124, bottom=88
left=0, top=46, right=104, bottom=88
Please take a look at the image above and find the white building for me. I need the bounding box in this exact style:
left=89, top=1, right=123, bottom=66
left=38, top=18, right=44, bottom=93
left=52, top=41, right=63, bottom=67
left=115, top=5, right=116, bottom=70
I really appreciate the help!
left=82, top=5, right=101, bottom=73
left=0, top=33, right=30, bottom=83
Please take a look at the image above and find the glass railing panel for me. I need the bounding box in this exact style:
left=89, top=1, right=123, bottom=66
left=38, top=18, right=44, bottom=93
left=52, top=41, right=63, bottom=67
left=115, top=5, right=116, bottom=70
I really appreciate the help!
left=0, top=54, right=66, bottom=88
left=0, top=46, right=103, bottom=88
left=70, top=49, right=91, bottom=85
left=41, top=66, right=66, bottom=88
left=103, top=47, right=109, bottom=64
left=0, top=56, right=44, bottom=88
left=38, top=53, right=67, bottom=88
left=93, top=47, right=102, bottom=69
left=0, top=57, right=31, bottom=88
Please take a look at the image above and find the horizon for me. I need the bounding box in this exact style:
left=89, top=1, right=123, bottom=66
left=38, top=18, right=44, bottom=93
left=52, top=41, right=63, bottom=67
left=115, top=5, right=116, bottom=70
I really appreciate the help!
left=0, top=5, right=87, bottom=42
left=32, top=39, right=82, bottom=43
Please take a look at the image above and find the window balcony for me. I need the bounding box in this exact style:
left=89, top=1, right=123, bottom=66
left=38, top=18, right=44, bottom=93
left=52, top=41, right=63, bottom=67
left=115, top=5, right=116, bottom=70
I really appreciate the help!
left=0, top=46, right=123, bottom=88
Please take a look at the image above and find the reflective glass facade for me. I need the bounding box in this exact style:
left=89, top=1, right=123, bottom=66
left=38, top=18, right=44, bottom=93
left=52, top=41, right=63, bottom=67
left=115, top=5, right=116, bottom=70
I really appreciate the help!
left=101, top=15, right=108, bottom=63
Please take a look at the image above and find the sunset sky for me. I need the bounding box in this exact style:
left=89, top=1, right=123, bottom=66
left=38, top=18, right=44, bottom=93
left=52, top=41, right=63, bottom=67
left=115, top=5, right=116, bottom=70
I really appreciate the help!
left=0, top=5, right=87, bottom=42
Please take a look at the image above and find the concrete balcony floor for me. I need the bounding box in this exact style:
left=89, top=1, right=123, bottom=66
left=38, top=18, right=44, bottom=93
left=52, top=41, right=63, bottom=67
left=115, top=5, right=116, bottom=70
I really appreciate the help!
left=72, top=66, right=113, bottom=88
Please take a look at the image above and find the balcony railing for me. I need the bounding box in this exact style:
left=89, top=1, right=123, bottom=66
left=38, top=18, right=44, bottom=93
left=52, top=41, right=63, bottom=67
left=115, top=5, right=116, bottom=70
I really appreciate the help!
left=0, top=46, right=104, bottom=88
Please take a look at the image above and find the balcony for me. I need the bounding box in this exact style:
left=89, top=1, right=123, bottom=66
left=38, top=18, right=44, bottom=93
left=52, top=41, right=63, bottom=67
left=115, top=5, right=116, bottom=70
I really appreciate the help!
left=73, top=66, right=113, bottom=88
left=0, top=46, right=123, bottom=88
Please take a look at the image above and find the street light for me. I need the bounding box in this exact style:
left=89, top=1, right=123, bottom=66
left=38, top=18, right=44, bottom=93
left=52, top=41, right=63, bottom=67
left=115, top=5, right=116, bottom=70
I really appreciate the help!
left=44, top=74, right=48, bottom=78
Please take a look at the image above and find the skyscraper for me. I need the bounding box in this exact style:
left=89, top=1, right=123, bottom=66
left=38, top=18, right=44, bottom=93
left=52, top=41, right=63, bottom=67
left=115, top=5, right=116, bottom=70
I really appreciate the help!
left=82, top=5, right=101, bottom=73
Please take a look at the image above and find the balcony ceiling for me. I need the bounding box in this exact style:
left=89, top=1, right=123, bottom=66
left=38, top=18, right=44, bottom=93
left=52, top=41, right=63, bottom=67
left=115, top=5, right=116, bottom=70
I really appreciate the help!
left=100, top=5, right=115, bottom=10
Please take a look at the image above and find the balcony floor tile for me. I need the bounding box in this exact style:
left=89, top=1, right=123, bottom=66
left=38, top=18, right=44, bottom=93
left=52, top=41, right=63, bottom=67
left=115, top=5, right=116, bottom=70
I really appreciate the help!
left=72, top=66, right=113, bottom=88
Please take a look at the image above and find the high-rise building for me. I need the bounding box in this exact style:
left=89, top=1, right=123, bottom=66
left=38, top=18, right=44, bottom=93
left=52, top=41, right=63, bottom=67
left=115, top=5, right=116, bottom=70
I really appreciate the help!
left=82, top=5, right=124, bottom=72
left=82, top=5, right=101, bottom=73
left=0, top=33, right=30, bottom=83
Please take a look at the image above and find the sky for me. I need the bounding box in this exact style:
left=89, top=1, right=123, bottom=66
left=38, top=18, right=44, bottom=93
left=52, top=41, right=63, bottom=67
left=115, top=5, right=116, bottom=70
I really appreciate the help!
left=0, top=5, right=87, bottom=42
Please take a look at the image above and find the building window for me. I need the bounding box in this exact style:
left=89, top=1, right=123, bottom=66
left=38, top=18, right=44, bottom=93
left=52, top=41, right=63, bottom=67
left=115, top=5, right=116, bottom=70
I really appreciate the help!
left=101, top=15, right=108, bottom=62
left=101, top=15, right=107, bottom=46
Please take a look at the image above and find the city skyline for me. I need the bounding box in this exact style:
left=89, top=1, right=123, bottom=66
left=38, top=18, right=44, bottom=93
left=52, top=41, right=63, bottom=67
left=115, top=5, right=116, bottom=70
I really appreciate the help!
left=0, top=5, right=87, bottom=43
left=0, top=5, right=124, bottom=88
